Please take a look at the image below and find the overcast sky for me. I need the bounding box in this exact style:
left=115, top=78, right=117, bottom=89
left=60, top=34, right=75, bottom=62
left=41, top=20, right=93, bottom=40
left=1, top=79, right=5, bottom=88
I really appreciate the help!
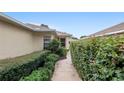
left=5, top=12, right=124, bottom=38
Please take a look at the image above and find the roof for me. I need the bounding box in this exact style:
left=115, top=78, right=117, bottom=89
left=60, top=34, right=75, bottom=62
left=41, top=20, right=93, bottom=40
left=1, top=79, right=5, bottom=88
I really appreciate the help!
left=90, top=22, right=124, bottom=37
left=55, top=31, right=72, bottom=37
left=26, top=23, right=56, bottom=32
left=26, top=23, right=71, bottom=36
left=0, top=13, right=33, bottom=31
left=0, top=13, right=71, bottom=37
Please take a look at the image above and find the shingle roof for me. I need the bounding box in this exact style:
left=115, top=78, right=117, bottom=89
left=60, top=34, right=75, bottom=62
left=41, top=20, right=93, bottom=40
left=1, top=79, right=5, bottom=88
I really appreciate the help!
left=90, top=22, right=124, bottom=36
left=26, top=23, right=56, bottom=32
left=26, top=23, right=71, bottom=36
left=56, top=31, right=72, bottom=36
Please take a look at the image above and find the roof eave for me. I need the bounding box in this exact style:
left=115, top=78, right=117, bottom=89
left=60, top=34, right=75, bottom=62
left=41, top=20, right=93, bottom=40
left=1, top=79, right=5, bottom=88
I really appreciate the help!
left=0, top=13, right=34, bottom=31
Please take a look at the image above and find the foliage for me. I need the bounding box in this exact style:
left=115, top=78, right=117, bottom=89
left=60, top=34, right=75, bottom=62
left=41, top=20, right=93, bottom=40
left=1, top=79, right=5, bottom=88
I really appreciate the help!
left=47, top=39, right=60, bottom=53
left=47, top=39, right=68, bottom=57
left=70, top=35, right=124, bottom=81
left=44, top=53, right=59, bottom=71
left=20, top=68, right=52, bottom=81
left=80, top=35, right=87, bottom=38
left=56, top=47, right=68, bottom=58
left=0, top=51, right=49, bottom=81
left=21, top=53, right=59, bottom=81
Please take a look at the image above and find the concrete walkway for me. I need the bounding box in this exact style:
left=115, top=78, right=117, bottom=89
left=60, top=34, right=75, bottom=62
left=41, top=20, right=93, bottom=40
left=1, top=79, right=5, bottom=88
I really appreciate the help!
left=51, top=52, right=81, bottom=81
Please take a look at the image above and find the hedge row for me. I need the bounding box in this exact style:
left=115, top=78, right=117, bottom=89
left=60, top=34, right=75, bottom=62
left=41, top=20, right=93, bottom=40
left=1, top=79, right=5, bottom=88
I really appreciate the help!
left=70, top=35, right=124, bottom=81
left=0, top=51, right=49, bottom=81
left=20, top=53, right=59, bottom=81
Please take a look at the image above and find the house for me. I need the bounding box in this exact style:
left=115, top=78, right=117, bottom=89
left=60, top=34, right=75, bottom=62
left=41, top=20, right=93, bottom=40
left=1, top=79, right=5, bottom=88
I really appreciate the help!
left=89, top=22, right=124, bottom=37
left=0, top=13, right=72, bottom=60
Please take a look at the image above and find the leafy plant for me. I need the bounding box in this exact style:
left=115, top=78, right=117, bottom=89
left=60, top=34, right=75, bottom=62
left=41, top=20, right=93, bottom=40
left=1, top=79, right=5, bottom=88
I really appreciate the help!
left=70, top=35, right=124, bottom=81
left=0, top=51, right=49, bottom=81
left=20, top=68, right=52, bottom=81
left=21, top=53, right=59, bottom=81
left=56, top=47, right=68, bottom=58
left=47, top=39, right=68, bottom=58
left=47, top=39, right=60, bottom=53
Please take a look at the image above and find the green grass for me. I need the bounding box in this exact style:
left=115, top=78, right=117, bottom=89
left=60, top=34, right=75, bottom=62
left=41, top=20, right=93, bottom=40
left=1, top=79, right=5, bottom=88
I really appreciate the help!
left=0, top=51, right=42, bottom=71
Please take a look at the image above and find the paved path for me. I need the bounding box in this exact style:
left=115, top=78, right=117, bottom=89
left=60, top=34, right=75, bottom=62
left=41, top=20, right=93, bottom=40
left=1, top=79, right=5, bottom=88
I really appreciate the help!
left=51, top=52, right=81, bottom=81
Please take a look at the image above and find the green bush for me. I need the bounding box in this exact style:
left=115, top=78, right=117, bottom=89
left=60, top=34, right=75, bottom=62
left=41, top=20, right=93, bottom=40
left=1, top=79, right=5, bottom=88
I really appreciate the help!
left=20, top=68, right=52, bottom=81
left=56, top=47, right=68, bottom=58
left=47, top=39, right=68, bottom=58
left=0, top=51, right=49, bottom=81
left=21, top=53, right=59, bottom=81
left=44, top=54, right=59, bottom=71
left=47, top=39, right=60, bottom=53
left=45, top=53, right=59, bottom=62
left=70, top=35, right=124, bottom=81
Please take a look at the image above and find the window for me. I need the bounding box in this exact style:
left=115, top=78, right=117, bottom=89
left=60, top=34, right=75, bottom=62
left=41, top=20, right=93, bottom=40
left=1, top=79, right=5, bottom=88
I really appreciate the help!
left=43, top=36, right=51, bottom=49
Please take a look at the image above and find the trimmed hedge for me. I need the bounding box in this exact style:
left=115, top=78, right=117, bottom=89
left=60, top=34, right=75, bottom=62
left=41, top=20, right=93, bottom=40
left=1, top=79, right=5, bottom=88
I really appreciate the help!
left=70, top=35, right=124, bottom=81
left=20, top=67, right=52, bottom=81
left=0, top=51, right=49, bottom=81
left=20, top=53, right=59, bottom=81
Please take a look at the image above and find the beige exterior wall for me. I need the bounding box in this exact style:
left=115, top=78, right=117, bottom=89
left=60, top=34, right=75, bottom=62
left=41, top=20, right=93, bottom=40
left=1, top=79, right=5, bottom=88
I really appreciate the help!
left=65, top=36, right=72, bottom=49
left=0, top=20, right=56, bottom=60
left=0, top=19, right=68, bottom=60
left=0, top=21, right=36, bottom=59
left=33, top=32, right=55, bottom=51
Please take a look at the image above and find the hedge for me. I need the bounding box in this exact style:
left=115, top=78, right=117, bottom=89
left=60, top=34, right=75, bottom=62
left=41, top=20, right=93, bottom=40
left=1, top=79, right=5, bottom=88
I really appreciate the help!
left=20, top=53, right=59, bottom=81
left=70, top=35, right=124, bottom=81
left=0, top=51, right=50, bottom=81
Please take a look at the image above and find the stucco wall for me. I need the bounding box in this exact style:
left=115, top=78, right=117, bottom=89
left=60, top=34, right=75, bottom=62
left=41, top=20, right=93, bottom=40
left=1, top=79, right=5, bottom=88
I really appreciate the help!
left=33, top=32, right=55, bottom=51
left=0, top=21, right=35, bottom=59
left=0, top=20, right=56, bottom=60
left=65, top=36, right=71, bottom=49
left=0, top=19, right=68, bottom=60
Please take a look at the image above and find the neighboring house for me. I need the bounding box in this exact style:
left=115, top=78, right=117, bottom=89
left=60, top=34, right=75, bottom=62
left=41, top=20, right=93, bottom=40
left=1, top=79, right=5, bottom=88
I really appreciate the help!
left=89, top=22, right=124, bottom=37
left=0, top=13, right=72, bottom=60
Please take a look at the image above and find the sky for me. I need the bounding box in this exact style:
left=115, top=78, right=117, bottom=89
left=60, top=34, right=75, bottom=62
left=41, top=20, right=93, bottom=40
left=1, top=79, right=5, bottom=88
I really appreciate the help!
left=4, top=12, right=124, bottom=38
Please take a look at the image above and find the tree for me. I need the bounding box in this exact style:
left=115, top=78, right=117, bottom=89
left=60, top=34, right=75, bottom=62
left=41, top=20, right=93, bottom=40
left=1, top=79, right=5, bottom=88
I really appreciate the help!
left=80, top=35, right=87, bottom=39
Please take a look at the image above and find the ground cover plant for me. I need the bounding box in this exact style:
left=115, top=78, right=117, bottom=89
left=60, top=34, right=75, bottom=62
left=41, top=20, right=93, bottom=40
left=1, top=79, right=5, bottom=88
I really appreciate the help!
left=70, top=35, right=124, bottom=81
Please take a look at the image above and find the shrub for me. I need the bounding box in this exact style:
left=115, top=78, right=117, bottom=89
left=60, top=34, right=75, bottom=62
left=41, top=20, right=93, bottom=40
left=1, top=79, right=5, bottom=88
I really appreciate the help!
left=44, top=54, right=59, bottom=71
left=20, top=68, right=52, bottom=81
left=56, top=47, right=68, bottom=58
left=45, top=53, right=59, bottom=62
left=0, top=51, right=49, bottom=81
left=47, top=39, right=68, bottom=57
left=47, top=39, right=60, bottom=53
left=21, top=53, right=59, bottom=81
left=70, top=35, right=124, bottom=81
